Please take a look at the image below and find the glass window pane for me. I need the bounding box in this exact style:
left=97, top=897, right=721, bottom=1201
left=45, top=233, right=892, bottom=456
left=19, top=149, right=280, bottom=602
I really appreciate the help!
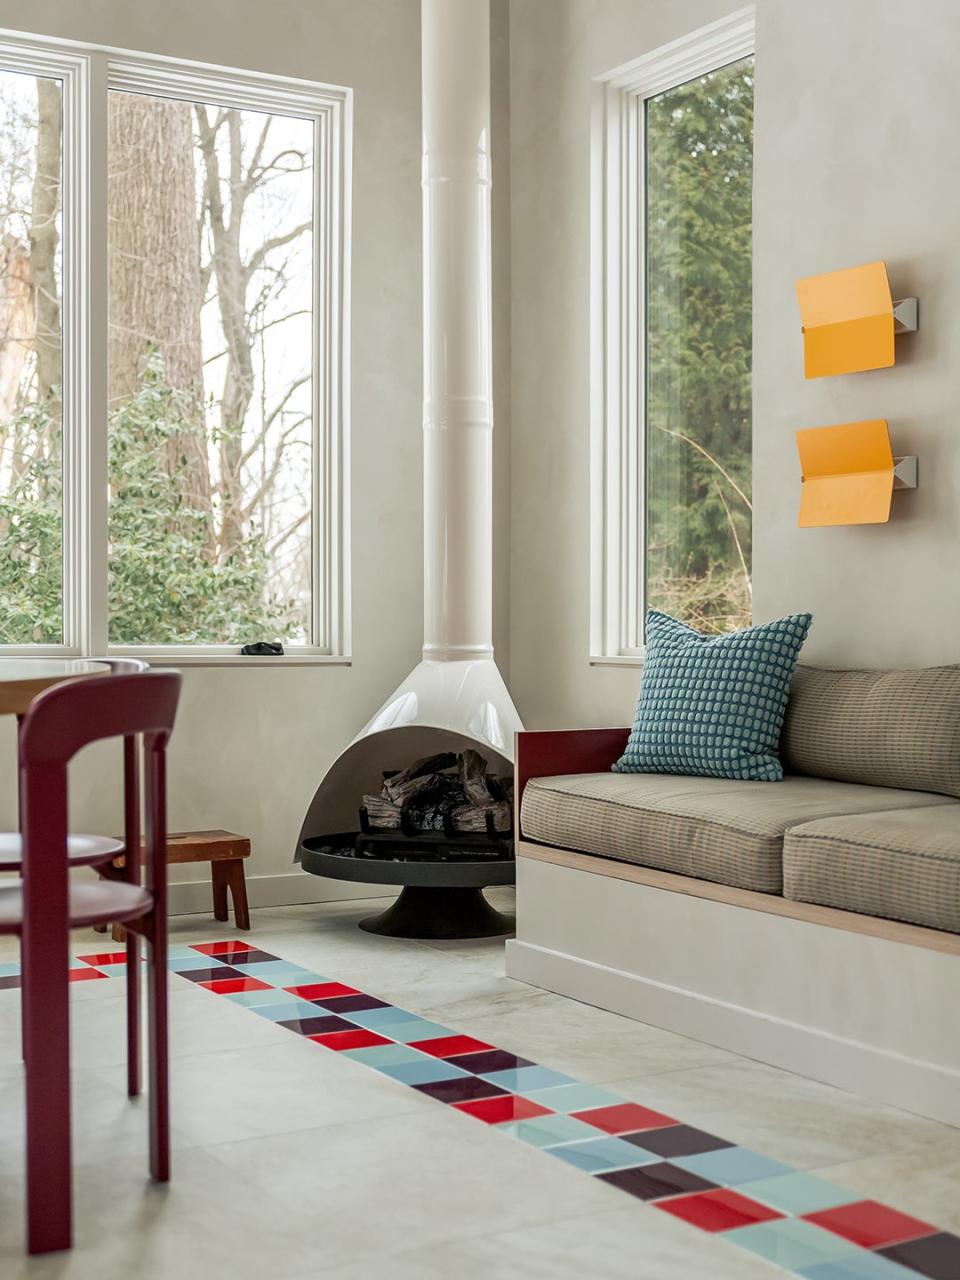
left=107, top=91, right=314, bottom=645
left=0, top=69, right=63, bottom=643
left=645, top=57, right=753, bottom=634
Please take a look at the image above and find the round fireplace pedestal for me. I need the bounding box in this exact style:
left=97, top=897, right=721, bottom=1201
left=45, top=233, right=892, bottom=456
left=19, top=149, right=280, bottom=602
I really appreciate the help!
left=299, top=835, right=515, bottom=940
left=359, top=886, right=513, bottom=939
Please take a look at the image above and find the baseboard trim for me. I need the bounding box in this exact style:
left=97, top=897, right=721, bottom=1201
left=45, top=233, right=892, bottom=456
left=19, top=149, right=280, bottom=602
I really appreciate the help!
left=505, top=938, right=960, bottom=1128
left=167, top=872, right=394, bottom=917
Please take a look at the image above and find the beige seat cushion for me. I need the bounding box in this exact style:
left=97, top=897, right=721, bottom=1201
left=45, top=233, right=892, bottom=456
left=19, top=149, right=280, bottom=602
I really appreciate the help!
left=520, top=772, right=955, bottom=894
left=784, top=805, right=960, bottom=933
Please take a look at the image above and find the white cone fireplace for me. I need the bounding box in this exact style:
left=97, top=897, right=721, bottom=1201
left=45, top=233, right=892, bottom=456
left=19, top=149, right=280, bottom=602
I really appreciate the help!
left=296, top=0, right=523, bottom=937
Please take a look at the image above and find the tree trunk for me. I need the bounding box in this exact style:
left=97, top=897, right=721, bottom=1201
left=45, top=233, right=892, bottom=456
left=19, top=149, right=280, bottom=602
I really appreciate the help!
left=0, top=233, right=33, bottom=436
left=196, top=107, right=255, bottom=558
left=107, top=91, right=211, bottom=516
left=27, top=78, right=61, bottom=419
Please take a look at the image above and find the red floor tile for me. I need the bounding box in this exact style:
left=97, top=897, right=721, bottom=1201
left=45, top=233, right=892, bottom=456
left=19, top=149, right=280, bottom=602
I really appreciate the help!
left=69, top=968, right=107, bottom=982
left=804, top=1200, right=937, bottom=1249
left=656, top=1187, right=785, bottom=1232
left=410, top=1034, right=496, bottom=1059
left=76, top=952, right=127, bottom=966
left=308, top=1028, right=392, bottom=1050
left=197, top=976, right=274, bottom=994
left=571, top=1102, right=678, bottom=1135
left=284, top=981, right=359, bottom=1000
left=191, top=941, right=257, bottom=957
left=451, top=1095, right=553, bottom=1125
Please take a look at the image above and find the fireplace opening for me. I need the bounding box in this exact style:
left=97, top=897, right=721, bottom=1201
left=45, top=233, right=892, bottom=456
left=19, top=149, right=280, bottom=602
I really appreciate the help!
left=299, top=739, right=517, bottom=939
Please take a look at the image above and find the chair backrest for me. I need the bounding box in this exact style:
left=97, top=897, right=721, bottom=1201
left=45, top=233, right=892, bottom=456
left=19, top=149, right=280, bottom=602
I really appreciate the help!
left=19, top=671, right=181, bottom=768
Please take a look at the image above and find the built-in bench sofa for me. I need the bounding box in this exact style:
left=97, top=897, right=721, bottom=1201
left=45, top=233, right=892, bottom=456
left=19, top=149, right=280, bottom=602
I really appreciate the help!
left=506, top=664, right=960, bottom=1126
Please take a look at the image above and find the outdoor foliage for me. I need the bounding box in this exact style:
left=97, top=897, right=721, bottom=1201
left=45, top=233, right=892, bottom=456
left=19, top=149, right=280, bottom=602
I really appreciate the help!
left=0, top=358, right=297, bottom=644
left=645, top=58, right=753, bottom=633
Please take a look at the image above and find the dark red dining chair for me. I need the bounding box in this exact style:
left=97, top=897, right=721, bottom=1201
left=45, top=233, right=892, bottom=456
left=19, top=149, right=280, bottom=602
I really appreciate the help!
left=3, top=658, right=149, bottom=1090
left=0, top=670, right=180, bottom=1254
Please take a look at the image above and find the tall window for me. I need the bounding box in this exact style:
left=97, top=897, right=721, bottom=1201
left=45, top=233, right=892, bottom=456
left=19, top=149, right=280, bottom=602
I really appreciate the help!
left=591, top=12, right=754, bottom=658
left=0, top=37, right=350, bottom=660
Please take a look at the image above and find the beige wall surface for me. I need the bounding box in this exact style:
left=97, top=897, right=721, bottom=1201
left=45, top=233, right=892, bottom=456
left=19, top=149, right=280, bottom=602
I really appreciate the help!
left=508, top=0, right=960, bottom=740
left=0, top=0, right=510, bottom=907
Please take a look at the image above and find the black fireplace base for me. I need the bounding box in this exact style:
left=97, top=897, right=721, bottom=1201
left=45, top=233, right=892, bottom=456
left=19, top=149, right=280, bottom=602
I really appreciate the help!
left=299, top=833, right=516, bottom=940
left=360, top=886, right=513, bottom=939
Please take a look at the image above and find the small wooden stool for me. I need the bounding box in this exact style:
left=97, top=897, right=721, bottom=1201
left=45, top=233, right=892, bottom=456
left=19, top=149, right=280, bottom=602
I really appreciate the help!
left=101, top=829, right=251, bottom=941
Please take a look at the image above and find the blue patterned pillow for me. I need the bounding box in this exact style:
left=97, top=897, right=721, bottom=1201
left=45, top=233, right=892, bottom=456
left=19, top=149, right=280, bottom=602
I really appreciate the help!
left=613, top=610, right=813, bottom=781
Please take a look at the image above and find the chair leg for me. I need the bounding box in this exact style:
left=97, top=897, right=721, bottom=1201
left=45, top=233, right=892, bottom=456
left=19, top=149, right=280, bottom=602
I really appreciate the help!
left=211, top=861, right=229, bottom=923
left=126, top=930, right=141, bottom=1098
left=23, top=935, right=72, bottom=1253
left=227, top=861, right=251, bottom=930
left=147, top=926, right=170, bottom=1183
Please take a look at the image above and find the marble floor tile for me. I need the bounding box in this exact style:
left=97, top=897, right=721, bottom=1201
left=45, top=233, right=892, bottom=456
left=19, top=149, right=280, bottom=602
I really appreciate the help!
left=606, top=1058, right=960, bottom=1170
left=204, top=1104, right=617, bottom=1270
left=308, top=1200, right=779, bottom=1280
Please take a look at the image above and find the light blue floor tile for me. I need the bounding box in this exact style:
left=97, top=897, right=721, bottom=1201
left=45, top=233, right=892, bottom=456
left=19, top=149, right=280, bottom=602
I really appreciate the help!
left=673, top=1145, right=794, bottom=1185
left=91, top=964, right=128, bottom=978
left=342, top=1043, right=431, bottom=1068
left=739, top=1172, right=859, bottom=1216
left=236, top=962, right=318, bottom=983
left=377, top=1059, right=471, bottom=1086
left=522, top=1083, right=623, bottom=1113
left=249, top=999, right=322, bottom=1022
left=546, top=1136, right=656, bottom=1174
left=372, top=1020, right=455, bottom=1044
left=345, top=1006, right=424, bottom=1029
left=221, top=987, right=306, bottom=1009
left=726, top=1220, right=857, bottom=1271
left=0, top=963, right=21, bottom=978
left=498, top=1114, right=603, bottom=1148
left=798, top=1253, right=923, bottom=1279
left=480, top=1065, right=575, bottom=1093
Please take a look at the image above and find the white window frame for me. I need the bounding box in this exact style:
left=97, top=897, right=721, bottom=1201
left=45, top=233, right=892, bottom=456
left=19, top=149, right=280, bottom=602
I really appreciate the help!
left=589, top=8, right=754, bottom=664
left=0, top=30, right=352, bottom=665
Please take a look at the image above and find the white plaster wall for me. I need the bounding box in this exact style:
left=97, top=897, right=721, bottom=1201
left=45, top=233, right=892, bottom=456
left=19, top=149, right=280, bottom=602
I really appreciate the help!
left=751, top=0, right=960, bottom=665
left=508, top=0, right=960, bottom=736
left=0, top=0, right=512, bottom=907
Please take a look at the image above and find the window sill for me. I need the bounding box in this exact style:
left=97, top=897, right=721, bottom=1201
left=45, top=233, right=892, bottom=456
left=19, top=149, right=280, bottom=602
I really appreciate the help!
left=109, top=651, right=352, bottom=669
left=589, top=654, right=645, bottom=668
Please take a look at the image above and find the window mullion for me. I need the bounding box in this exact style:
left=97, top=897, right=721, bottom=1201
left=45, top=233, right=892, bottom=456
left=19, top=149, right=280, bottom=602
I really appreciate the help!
left=80, top=51, right=109, bottom=656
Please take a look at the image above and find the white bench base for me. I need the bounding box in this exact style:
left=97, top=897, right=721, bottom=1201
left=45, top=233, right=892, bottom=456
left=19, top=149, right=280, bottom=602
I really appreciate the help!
left=506, top=846, right=960, bottom=1128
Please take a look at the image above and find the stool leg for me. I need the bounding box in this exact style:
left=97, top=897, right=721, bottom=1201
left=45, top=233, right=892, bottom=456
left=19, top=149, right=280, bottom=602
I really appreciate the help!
left=126, top=931, right=141, bottom=1098
left=211, top=861, right=230, bottom=922
left=227, top=861, right=251, bottom=930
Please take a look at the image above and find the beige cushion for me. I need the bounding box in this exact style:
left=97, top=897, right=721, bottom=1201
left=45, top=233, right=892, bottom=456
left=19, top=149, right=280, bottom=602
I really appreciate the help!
left=784, top=805, right=960, bottom=934
left=520, top=772, right=953, bottom=894
left=782, top=664, right=960, bottom=798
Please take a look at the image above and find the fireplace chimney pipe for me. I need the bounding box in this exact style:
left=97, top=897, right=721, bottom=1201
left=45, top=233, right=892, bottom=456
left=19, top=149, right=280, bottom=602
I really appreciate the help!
left=421, top=0, right=494, bottom=662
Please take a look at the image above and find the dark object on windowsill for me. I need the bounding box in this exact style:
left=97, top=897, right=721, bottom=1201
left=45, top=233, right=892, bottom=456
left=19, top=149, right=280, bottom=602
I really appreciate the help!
left=240, top=642, right=284, bottom=657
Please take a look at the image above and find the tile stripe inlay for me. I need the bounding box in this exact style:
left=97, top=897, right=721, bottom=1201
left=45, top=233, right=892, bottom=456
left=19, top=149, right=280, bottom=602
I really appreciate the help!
left=2, top=941, right=956, bottom=1280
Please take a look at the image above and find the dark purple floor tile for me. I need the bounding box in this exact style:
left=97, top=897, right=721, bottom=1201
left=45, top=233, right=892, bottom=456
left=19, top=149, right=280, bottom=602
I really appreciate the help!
left=877, top=1231, right=960, bottom=1279
left=315, top=994, right=391, bottom=1013
left=178, top=966, right=245, bottom=983
left=212, top=949, right=280, bottom=966
left=414, top=1077, right=509, bottom=1104
left=277, top=1014, right=354, bottom=1036
left=622, top=1124, right=734, bottom=1159
left=0, top=975, right=21, bottom=990
left=598, top=1161, right=718, bottom=1202
left=453, top=1049, right=535, bottom=1075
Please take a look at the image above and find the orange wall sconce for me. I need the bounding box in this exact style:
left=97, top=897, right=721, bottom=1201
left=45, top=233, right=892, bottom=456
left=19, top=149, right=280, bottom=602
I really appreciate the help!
left=796, top=419, right=918, bottom=528
left=795, top=261, right=918, bottom=379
